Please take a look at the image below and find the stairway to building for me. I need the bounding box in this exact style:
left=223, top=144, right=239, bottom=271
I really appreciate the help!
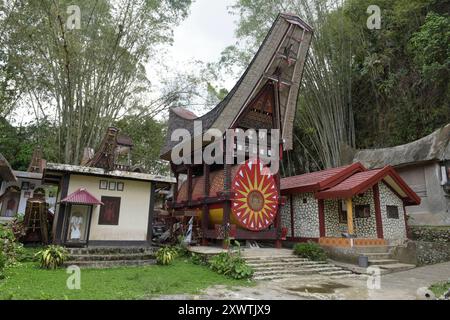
left=357, top=246, right=416, bottom=274
left=242, top=254, right=358, bottom=281
left=65, top=247, right=156, bottom=268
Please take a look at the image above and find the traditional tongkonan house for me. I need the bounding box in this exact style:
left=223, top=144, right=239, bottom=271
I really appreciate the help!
left=43, top=127, right=175, bottom=247
left=160, top=14, right=313, bottom=247
left=280, top=163, right=421, bottom=247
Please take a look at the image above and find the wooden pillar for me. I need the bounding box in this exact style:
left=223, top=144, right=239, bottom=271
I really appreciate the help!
left=290, top=195, right=295, bottom=238
left=373, top=184, right=384, bottom=239
left=222, top=163, right=232, bottom=249
left=187, top=165, right=193, bottom=203
left=346, top=198, right=354, bottom=235
left=403, top=205, right=409, bottom=239
left=174, top=172, right=179, bottom=203
left=201, top=164, right=210, bottom=246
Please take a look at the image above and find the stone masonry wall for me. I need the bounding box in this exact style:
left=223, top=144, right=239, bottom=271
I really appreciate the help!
left=324, top=189, right=377, bottom=238
left=280, top=193, right=319, bottom=238
left=379, top=183, right=407, bottom=242
left=280, top=197, right=291, bottom=234
left=292, top=193, right=319, bottom=238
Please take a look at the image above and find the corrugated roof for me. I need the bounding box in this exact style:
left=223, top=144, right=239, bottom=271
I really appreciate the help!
left=281, top=163, right=365, bottom=192
left=44, top=163, right=176, bottom=184
left=61, top=188, right=103, bottom=205
left=316, top=167, right=421, bottom=205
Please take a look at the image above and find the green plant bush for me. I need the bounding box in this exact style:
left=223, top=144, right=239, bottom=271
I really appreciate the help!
left=0, top=250, right=6, bottom=279
left=190, top=252, right=208, bottom=266
left=209, top=252, right=253, bottom=280
left=0, top=223, right=23, bottom=266
left=293, top=242, right=327, bottom=261
left=156, top=246, right=178, bottom=265
left=36, top=246, right=68, bottom=269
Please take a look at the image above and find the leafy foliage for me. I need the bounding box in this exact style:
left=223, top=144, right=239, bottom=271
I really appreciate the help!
left=293, top=242, right=328, bottom=261
left=209, top=252, right=253, bottom=280
left=0, top=0, right=192, bottom=164
left=190, top=252, right=208, bottom=266
left=35, top=246, right=68, bottom=270
left=155, top=246, right=178, bottom=265
left=208, top=243, right=253, bottom=280
left=115, top=115, right=168, bottom=174
left=0, top=223, right=24, bottom=268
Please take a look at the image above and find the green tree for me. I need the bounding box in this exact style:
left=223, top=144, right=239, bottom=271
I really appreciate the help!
left=1, top=0, right=191, bottom=164
left=115, top=115, right=168, bottom=175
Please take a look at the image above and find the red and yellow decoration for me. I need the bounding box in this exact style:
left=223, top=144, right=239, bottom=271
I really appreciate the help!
left=232, top=158, right=278, bottom=231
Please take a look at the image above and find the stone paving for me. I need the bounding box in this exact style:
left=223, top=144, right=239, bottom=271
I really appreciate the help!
left=154, top=261, right=450, bottom=300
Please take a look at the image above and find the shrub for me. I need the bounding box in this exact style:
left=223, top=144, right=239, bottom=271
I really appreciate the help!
left=0, top=223, right=23, bottom=266
left=6, top=217, right=27, bottom=241
left=0, top=251, right=6, bottom=279
left=36, top=246, right=68, bottom=269
left=190, top=252, right=208, bottom=266
left=293, top=242, right=327, bottom=261
left=209, top=252, right=253, bottom=280
left=156, top=246, right=178, bottom=265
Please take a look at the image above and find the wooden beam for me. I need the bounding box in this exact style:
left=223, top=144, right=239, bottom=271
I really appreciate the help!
left=202, top=164, right=210, bottom=245
left=187, top=165, right=193, bottom=203
left=290, top=195, right=295, bottom=238
left=373, top=184, right=384, bottom=239
left=346, top=198, right=354, bottom=235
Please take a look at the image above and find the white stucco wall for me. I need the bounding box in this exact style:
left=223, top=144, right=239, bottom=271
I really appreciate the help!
left=67, top=174, right=152, bottom=241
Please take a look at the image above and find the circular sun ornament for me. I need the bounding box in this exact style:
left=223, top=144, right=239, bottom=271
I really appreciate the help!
left=232, top=158, right=279, bottom=231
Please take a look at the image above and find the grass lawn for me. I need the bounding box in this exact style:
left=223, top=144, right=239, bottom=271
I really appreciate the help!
left=0, top=259, right=252, bottom=300
left=429, top=281, right=450, bottom=298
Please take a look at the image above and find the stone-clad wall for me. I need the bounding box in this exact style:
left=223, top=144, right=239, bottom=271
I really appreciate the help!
left=324, top=200, right=343, bottom=237
left=282, top=182, right=407, bottom=242
left=379, top=183, right=406, bottom=241
left=352, top=189, right=378, bottom=238
left=280, top=193, right=319, bottom=238
left=324, top=189, right=377, bottom=238
left=280, top=197, right=291, bottom=234
left=292, top=193, right=319, bottom=238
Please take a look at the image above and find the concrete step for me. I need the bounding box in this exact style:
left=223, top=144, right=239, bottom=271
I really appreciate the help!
left=319, top=270, right=353, bottom=276
left=350, top=246, right=392, bottom=254
left=68, top=247, right=154, bottom=255
left=252, top=264, right=341, bottom=272
left=248, top=263, right=328, bottom=270
left=244, top=256, right=308, bottom=262
left=253, top=266, right=343, bottom=276
left=247, top=260, right=327, bottom=268
left=68, top=253, right=154, bottom=262
left=371, top=263, right=416, bottom=273
left=362, top=252, right=391, bottom=259
left=64, top=259, right=156, bottom=268
left=368, top=259, right=399, bottom=265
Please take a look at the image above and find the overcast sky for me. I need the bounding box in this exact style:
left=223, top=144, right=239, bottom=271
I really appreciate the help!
left=150, top=0, right=239, bottom=90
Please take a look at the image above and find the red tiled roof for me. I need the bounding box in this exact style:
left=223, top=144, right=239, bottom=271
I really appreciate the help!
left=281, top=162, right=365, bottom=193
left=61, top=188, right=103, bottom=205
left=316, top=166, right=421, bottom=205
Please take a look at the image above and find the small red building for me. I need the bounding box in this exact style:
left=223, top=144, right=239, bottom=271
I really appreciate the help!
left=281, top=163, right=421, bottom=247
